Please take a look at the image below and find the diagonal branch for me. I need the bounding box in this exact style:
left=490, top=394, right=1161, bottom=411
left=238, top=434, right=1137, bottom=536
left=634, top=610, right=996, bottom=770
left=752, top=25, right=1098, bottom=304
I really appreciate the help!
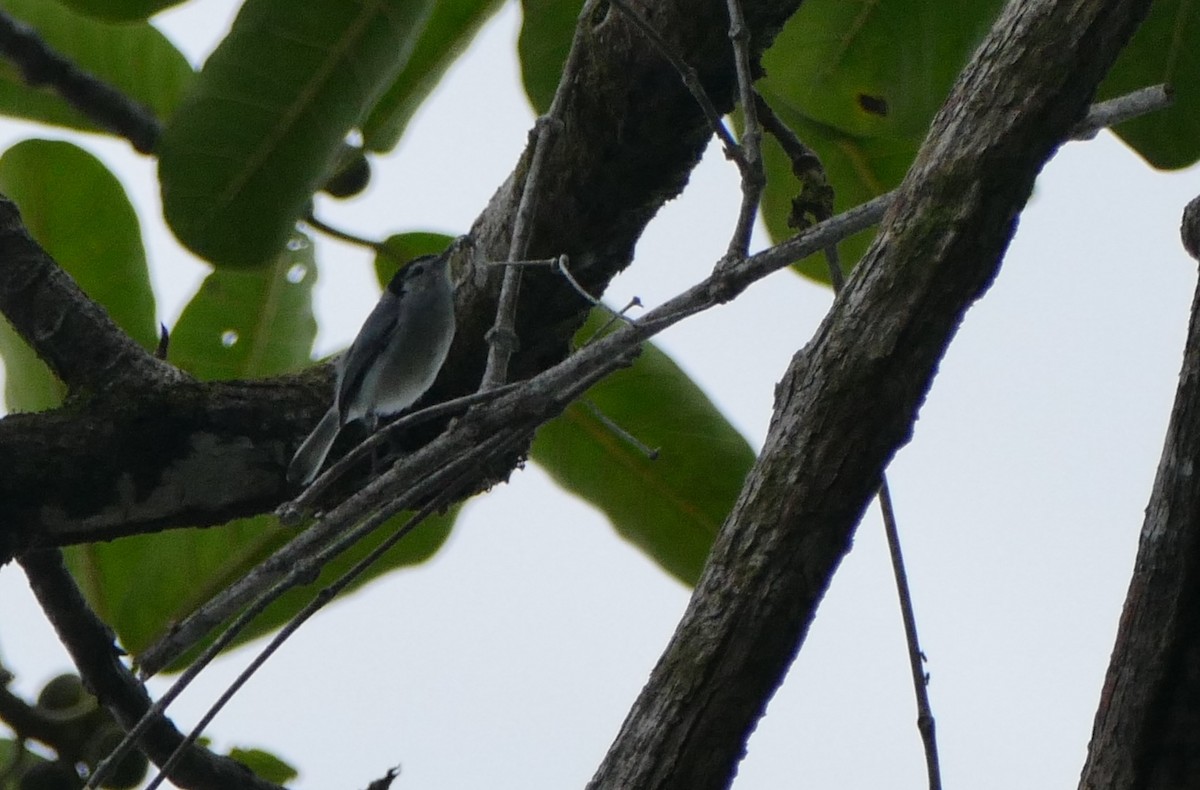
left=1077, top=198, right=1200, bottom=788
left=586, top=0, right=1153, bottom=787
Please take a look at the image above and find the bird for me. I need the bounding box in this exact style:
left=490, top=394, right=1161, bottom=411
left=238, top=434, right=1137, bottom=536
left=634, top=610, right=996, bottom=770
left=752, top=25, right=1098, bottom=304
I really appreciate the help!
left=287, top=251, right=456, bottom=486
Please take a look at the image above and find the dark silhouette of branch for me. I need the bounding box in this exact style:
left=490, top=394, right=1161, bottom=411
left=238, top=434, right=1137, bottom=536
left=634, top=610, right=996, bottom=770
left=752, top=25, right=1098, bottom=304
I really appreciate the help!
left=18, top=549, right=285, bottom=790
left=0, top=196, right=178, bottom=395
left=0, top=10, right=162, bottom=153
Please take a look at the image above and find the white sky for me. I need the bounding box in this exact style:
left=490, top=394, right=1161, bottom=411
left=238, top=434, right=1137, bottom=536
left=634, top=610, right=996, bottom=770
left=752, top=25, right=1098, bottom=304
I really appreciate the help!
left=2, top=2, right=1200, bottom=788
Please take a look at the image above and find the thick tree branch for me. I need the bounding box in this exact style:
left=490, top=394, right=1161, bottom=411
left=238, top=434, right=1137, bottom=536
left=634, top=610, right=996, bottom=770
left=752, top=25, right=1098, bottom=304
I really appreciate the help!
left=1077, top=204, right=1200, bottom=788
left=585, top=0, right=1153, bottom=787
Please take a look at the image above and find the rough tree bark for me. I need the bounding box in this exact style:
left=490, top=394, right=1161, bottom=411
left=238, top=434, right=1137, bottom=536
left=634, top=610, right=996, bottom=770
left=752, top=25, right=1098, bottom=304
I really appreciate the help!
left=1077, top=202, right=1200, bottom=789
left=585, top=0, right=1152, bottom=787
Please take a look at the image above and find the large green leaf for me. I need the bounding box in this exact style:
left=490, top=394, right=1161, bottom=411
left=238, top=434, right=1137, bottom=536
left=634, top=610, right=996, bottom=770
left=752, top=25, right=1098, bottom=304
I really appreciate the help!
left=758, top=0, right=1003, bottom=280
left=0, top=139, right=156, bottom=411
left=1097, top=0, right=1200, bottom=169
left=170, top=233, right=318, bottom=379
left=362, top=0, right=504, bottom=152
left=55, top=0, right=187, bottom=22
left=158, top=0, right=435, bottom=267
left=0, top=0, right=192, bottom=132
left=531, top=312, right=756, bottom=585
left=517, top=0, right=581, bottom=113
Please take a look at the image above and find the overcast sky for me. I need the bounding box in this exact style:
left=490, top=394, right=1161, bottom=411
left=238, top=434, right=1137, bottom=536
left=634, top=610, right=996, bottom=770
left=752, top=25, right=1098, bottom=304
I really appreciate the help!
left=3, top=3, right=1200, bottom=789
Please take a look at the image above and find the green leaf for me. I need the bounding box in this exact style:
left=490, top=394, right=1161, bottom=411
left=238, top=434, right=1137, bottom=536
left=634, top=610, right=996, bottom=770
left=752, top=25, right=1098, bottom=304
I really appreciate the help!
left=530, top=311, right=756, bottom=585
left=373, top=229, right=454, bottom=285
left=158, top=0, right=436, bottom=267
left=517, top=0, right=582, bottom=113
left=55, top=0, right=187, bottom=22
left=0, top=139, right=156, bottom=411
left=0, top=0, right=193, bottom=131
left=1097, top=0, right=1200, bottom=169
left=757, top=0, right=1003, bottom=279
left=227, top=747, right=299, bottom=785
left=169, top=233, right=318, bottom=380
left=362, top=0, right=504, bottom=152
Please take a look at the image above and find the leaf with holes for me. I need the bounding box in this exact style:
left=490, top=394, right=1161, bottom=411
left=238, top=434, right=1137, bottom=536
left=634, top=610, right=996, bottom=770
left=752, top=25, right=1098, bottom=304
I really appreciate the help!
left=757, top=0, right=1003, bottom=281
left=168, top=234, right=318, bottom=379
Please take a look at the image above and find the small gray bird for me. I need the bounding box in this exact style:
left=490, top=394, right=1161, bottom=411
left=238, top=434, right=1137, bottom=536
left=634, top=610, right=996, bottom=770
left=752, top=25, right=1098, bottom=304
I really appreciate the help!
left=287, top=252, right=456, bottom=486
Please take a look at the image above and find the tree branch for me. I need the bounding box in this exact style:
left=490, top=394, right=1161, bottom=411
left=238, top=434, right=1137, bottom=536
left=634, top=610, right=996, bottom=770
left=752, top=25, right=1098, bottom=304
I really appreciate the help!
left=586, top=0, right=1153, bottom=787
left=1076, top=197, right=1200, bottom=788
left=19, top=549, right=284, bottom=790
left=0, top=10, right=162, bottom=153
left=0, top=197, right=178, bottom=395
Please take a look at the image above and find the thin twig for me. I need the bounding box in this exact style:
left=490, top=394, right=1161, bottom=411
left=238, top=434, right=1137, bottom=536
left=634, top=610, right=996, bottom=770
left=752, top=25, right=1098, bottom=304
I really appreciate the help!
left=107, top=428, right=522, bottom=784
left=722, top=0, right=764, bottom=259
left=822, top=239, right=940, bottom=787
left=581, top=297, right=644, bottom=346
left=818, top=233, right=940, bottom=785
left=139, top=386, right=516, bottom=678
left=878, top=481, right=940, bottom=790
left=582, top=399, right=660, bottom=460
left=607, top=0, right=745, bottom=169
left=0, top=10, right=161, bottom=153
left=303, top=212, right=392, bottom=259
left=286, top=382, right=524, bottom=520
left=489, top=255, right=638, bottom=324
left=479, top=118, right=560, bottom=390
left=1070, top=83, right=1171, bottom=139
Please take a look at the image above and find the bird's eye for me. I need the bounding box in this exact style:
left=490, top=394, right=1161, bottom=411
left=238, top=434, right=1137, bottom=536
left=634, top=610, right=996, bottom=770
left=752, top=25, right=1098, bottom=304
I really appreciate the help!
left=411, top=265, right=424, bottom=276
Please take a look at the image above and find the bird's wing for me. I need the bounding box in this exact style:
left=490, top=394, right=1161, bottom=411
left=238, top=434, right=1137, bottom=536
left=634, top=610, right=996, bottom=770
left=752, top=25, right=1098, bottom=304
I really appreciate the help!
left=336, top=291, right=400, bottom=412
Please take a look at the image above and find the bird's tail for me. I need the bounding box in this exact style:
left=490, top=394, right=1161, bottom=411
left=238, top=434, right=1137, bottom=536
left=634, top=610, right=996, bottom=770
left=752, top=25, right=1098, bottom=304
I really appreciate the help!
left=287, top=407, right=342, bottom=486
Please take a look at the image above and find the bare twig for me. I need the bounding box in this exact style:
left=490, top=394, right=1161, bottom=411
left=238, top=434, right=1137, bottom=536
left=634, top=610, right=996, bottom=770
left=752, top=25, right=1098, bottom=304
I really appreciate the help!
left=582, top=399, right=661, bottom=460
left=480, top=117, right=561, bottom=390
left=878, top=481, right=941, bottom=790
left=0, top=10, right=161, bottom=153
left=108, top=428, right=522, bottom=784
left=303, top=211, right=392, bottom=259
left=1070, top=83, right=1171, bottom=139
left=722, top=0, right=764, bottom=259
left=607, top=0, right=745, bottom=168
left=287, top=382, right=524, bottom=518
